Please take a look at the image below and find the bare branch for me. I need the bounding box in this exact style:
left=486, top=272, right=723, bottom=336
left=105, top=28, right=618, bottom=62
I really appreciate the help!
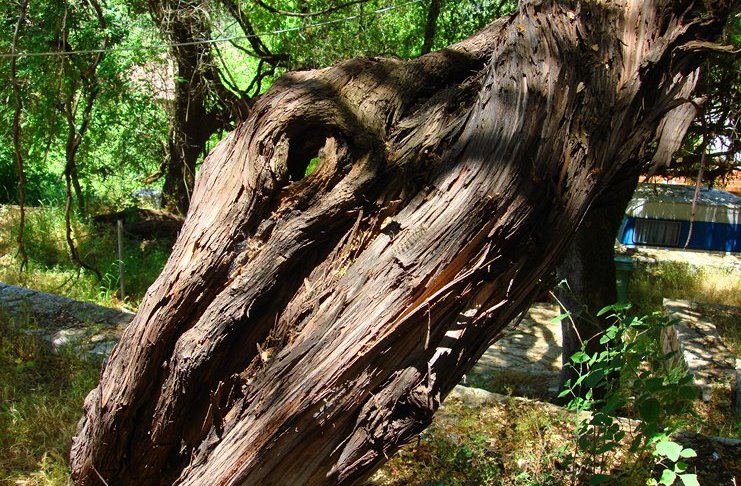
left=678, top=40, right=740, bottom=54
left=218, top=0, right=286, bottom=65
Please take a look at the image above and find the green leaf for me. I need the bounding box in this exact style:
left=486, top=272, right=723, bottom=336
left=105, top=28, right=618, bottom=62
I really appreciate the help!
left=659, top=469, right=677, bottom=485
left=305, top=156, right=321, bottom=176
left=550, top=312, right=571, bottom=323
left=643, top=377, right=665, bottom=392
left=642, top=421, right=659, bottom=442
left=589, top=473, right=611, bottom=485
left=655, top=440, right=683, bottom=462
left=596, top=305, right=613, bottom=317
left=597, top=303, right=631, bottom=316
left=571, top=351, right=590, bottom=364
left=639, top=397, right=661, bottom=423
left=595, top=441, right=618, bottom=454
left=679, top=375, right=693, bottom=386
left=678, top=474, right=700, bottom=486
left=583, top=368, right=605, bottom=388
left=604, top=325, right=619, bottom=339
left=678, top=386, right=698, bottom=400
left=590, top=412, right=612, bottom=426
left=679, top=448, right=697, bottom=458
left=575, top=374, right=587, bottom=386
left=602, top=396, right=624, bottom=414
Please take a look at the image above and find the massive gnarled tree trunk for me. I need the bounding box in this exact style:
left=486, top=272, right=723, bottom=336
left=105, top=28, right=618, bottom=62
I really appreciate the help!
left=71, top=1, right=729, bottom=484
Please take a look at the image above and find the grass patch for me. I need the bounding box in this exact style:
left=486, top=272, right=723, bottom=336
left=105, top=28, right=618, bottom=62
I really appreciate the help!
left=0, top=312, right=101, bottom=485
left=370, top=396, right=693, bottom=486
left=0, top=205, right=169, bottom=309
left=627, top=262, right=740, bottom=439
left=628, top=261, right=741, bottom=314
left=371, top=398, right=574, bottom=486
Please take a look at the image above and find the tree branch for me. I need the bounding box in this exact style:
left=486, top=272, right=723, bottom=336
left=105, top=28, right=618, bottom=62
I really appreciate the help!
left=254, top=0, right=372, bottom=18
left=10, top=0, right=29, bottom=272
left=218, top=0, right=287, bottom=65
left=421, top=0, right=442, bottom=54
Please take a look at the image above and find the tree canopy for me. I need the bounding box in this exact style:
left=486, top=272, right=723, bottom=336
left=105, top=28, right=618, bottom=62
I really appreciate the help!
left=0, top=0, right=519, bottom=210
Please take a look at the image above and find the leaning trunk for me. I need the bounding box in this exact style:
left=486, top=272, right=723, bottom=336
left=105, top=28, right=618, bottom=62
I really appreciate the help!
left=71, top=1, right=728, bottom=484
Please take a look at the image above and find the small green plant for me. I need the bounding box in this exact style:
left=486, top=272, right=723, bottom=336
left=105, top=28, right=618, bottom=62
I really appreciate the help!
left=558, top=303, right=699, bottom=485
left=649, top=439, right=699, bottom=486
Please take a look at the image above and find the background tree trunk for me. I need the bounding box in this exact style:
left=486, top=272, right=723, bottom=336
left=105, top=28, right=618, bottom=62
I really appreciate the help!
left=70, top=1, right=729, bottom=484
left=555, top=166, right=639, bottom=395
left=151, top=0, right=251, bottom=214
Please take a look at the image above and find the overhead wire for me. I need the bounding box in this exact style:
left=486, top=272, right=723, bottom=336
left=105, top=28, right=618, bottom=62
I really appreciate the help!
left=0, top=0, right=423, bottom=59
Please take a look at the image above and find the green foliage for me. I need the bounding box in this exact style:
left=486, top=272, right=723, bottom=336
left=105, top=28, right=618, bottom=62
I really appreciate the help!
left=558, top=304, right=700, bottom=484
left=0, top=0, right=167, bottom=207
left=0, top=311, right=102, bottom=484
left=1, top=0, right=519, bottom=211
left=434, top=0, right=516, bottom=48
left=305, top=156, right=321, bottom=176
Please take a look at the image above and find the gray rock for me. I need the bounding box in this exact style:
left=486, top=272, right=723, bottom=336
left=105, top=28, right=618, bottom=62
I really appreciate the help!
left=0, top=282, right=133, bottom=358
left=663, top=299, right=737, bottom=403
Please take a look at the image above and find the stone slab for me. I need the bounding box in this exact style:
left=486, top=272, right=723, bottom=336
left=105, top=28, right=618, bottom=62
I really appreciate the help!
left=465, top=303, right=562, bottom=398
left=0, top=282, right=133, bottom=355
left=662, top=299, right=738, bottom=406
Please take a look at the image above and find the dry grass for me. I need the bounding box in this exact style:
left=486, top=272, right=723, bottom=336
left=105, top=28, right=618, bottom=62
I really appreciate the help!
left=370, top=398, right=575, bottom=486
left=629, top=261, right=741, bottom=314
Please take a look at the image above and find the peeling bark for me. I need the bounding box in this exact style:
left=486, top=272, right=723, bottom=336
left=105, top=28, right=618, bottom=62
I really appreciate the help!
left=71, top=1, right=730, bottom=484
